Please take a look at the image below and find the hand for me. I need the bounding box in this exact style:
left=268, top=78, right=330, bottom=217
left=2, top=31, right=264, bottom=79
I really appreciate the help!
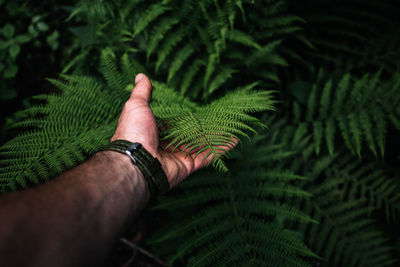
left=111, top=74, right=236, bottom=188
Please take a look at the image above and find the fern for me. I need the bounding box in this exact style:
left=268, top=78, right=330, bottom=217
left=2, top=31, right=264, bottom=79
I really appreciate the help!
left=299, top=196, right=396, bottom=267
left=68, top=0, right=305, bottom=98
left=0, top=50, right=275, bottom=192
left=289, top=71, right=400, bottom=157
left=153, top=82, right=275, bottom=172
left=295, top=153, right=399, bottom=266
left=262, top=119, right=400, bottom=266
left=289, top=0, right=400, bottom=74
left=148, top=132, right=317, bottom=266
left=3, top=0, right=400, bottom=265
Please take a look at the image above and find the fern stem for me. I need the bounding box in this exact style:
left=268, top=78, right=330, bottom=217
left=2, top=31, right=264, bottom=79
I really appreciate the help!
left=225, top=171, right=255, bottom=263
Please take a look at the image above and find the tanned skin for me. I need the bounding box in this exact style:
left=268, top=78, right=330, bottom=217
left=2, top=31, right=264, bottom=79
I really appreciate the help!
left=0, top=74, right=235, bottom=267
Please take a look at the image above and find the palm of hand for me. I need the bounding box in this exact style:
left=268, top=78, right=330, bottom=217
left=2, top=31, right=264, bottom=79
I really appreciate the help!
left=111, top=74, right=216, bottom=188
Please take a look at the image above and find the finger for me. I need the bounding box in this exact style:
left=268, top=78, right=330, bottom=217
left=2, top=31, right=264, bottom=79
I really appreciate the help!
left=191, top=146, right=227, bottom=172
left=190, top=137, right=239, bottom=172
left=189, top=137, right=238, bottom=155
left=164, top=136, right=238, bottom=158
left=130, top=73, right=152, bottom=103
left=160, top=140, right=174, bottom=153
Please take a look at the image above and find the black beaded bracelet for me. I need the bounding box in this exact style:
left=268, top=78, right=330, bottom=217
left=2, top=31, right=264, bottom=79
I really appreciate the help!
left=102, top=140, right=170, bottom=195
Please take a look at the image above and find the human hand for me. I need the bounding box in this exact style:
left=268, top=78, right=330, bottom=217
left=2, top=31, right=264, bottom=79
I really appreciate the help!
left=111, top=74, right=236, bottom=188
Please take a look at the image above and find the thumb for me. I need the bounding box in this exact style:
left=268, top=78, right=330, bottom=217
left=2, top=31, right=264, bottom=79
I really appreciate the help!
left=130, top=73, right=152, bottom=103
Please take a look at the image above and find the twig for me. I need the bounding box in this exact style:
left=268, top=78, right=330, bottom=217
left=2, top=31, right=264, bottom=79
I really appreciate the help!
left=119, top=238, right=168, bottom=267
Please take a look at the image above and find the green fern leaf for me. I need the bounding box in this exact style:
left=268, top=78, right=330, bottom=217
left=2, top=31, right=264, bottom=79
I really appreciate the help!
left=148, top=132, right=316, bottom=266
left=146, top=17, right=180, bottom=59
left=293, top=152, right=399, bottom=266
left=229, top=29, right=262, bottom=49
left=206, top=66, right=237, bottom=96
left=155, top=27, right=185, bottom=72
left=293, top=71, right=400, bottom=156
left=133, top=3, right=170, bottom=37
left=167, top=43, right=196, bottom=82
left=0, top=51, right=275, bottom=191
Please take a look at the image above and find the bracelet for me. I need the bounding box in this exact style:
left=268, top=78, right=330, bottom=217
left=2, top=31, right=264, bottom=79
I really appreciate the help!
left=102, top=140, right=170, bottom=195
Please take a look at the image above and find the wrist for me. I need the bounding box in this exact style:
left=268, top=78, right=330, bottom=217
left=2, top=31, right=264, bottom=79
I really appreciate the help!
left=96, top=151, right=151, bottom=201
left=158, top=151, right=188, bottom=189
left=102, top=140, right=170, bottom=196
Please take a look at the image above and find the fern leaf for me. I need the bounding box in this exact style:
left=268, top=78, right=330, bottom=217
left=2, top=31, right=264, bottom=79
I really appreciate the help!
left=133, top=3, right=170, bottom=37
left=148, top=133, right=315, bottom=266
left=0, top=53, right=275, bottom=190
left=325, top=118, right=336, bottom=155
left=293, top=152, right=399, bottom=266
left=167, top=43, right=196, bottom=82
left=203, top=53, right=218, bottom=89
left=155, top=27, right=185, bottom=72
left=100, top=49, right=128, bottom=91
left=373, top=107, right=386, bottom=156
left=229, top=29, right=261, bottom=50
left=293, top=71, right=400, bottom=156
left=206, top=66, right=237, bottom=96
left=312, top=121, right=323, bottom=155
left=359, top=111, right=377, bottom=157
left=348, top=113, right=362, bottom=157
left=319, top=80, right=332, bottom=119
left=146, top=17, right=180, bottom=59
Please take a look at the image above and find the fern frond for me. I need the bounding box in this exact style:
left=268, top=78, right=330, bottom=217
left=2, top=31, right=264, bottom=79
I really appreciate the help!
left=265, top=120, right=400, bottom=266
left=295, top=153, right=399, bottom=266
left=146, top=17, right=180, bottom=59
left=0, top=51, right=275, bottom=191
left=132, top=3, right=170, bottom=37
left=128, top=0, right=302, bottom=97
left=291, top=71, right=400, bottom=157
left=167, top=43, right=196, bottom=83
left=290, top=0, right=400, bottom=73
left=153, top=86, right=275, bottom=172
left=148, top=132, right=316, bottom=266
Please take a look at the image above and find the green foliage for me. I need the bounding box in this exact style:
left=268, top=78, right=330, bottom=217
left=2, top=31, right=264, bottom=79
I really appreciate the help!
left=297, top=153, right=400, bottom=266
left=153, top=82, right=276, bottom=172
left=1, top=0, right=400, bottom=266
left=0, top=0, right=74, bottom=144
left=263, top=119, right=400, bottom=266
left=0, top=5, right=59, bottom=91
left=149, top=132, right=318, bottom=266
left=67, top=0, right=307, bottom=98
left=290, top=0, right=400, bottom=74
left=0, top=50, right=275, bottom=192
left=289, top=71, right=400, bottom=157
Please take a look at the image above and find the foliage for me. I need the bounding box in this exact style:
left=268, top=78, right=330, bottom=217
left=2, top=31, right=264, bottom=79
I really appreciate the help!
left=1, top=0, right=400, bottom=266
left=0, top=50, right=275, bottom=192
left=67, top=0, right=308, bottom=98
left=0, top=0, right=78, bottom=143
left=289, top=0, right=400, bottom=74
left=298, top=154, right=400, bottom=267
left=275, top=120, right=400, bottom=266
left=149, top=132, right=318, bottom=266
left=288, top=70, right=400, bottom=157
left=0, top=10, right=53, bottom=84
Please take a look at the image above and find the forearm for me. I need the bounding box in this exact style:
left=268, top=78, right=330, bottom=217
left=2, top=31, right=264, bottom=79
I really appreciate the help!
left=0, top=151, right=149, bottom=267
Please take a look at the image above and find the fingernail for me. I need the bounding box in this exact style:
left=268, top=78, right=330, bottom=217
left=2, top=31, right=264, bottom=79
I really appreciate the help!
left=135, top=73, right=144, bottom=84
